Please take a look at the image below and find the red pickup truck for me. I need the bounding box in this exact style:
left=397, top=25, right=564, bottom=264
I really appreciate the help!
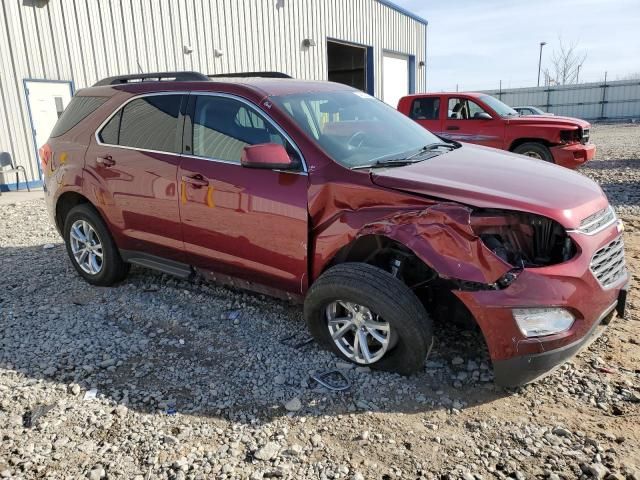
left=398, top=92, right=595, bottom=168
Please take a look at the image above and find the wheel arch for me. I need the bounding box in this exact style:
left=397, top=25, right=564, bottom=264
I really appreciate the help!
left=55, top=191, right=92, bottom=232
left=508, top=137, right=553, bottom=151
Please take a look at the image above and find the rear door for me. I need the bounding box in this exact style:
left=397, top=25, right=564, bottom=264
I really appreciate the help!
left=84, top=93, right=186, bottom=262
left=442, top=96, right=504, bottom=149
left=406, top=96, right=442, bottom=135
left=178, top=93, right=308, bottom=294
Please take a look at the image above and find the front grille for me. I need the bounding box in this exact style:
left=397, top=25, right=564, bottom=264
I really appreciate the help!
left=590, top=235, right=626, bottom=288
left=581, top=128, right=590, bottom=144
left=579, top=206, right=616, bottom=234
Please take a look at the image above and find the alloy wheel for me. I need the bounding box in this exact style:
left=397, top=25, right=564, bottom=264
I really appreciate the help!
left=523, top=151, right=543, bottom=159
left=325, top=300, right=391, bottom=364
left=69, top=219, right=104, bottom=275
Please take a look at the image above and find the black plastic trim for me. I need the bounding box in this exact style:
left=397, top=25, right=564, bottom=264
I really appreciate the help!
left=120, top=250, right=193, bottom=279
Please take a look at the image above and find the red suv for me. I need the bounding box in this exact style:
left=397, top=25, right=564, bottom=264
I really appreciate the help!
left=397, top=92, right=595, bottom=168
left=42, top=72, right=628, bottom=387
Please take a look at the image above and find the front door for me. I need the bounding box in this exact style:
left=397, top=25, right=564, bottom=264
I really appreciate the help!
left=25, top=80, right=73, bottom=174
left=178, top=93, right=308, bottom=295
left=442, top=96, right=504, bottom=149
left=84, top=93, right=186, bottom=262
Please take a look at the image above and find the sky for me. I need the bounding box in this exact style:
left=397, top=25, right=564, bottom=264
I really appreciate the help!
left=393, top=0, right=640, bottom=91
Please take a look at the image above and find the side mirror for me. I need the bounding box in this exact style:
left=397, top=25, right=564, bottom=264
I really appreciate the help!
left=475, top=112, right=492, bottom=120
left=241, top=143, right=295, bottom=170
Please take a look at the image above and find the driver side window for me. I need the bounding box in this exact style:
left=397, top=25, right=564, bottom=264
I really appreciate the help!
left=447, top=98, right=489, bottom=120
left=192, top=95, right=296, bottom=164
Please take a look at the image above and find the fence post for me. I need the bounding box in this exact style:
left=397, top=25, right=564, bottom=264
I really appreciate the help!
left=499, top=80, right=502, bottom=100
left=600, top=71, right=608, bottom=120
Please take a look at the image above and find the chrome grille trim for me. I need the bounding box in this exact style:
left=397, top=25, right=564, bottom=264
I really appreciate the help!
left=575, top=206, right=616, bottom=235
left=590, top=235, right=626, bottom=288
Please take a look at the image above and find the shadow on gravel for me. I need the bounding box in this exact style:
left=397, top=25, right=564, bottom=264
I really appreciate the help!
left=579, top=159, right=640, bottom=170
left=0, top=244, right=510, bottom=424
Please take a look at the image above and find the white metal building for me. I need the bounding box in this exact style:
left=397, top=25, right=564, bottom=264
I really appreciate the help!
left=0, top=0, right=428, bottom=190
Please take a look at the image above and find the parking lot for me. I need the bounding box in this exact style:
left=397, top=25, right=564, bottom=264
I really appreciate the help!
left=0, top=123, right=639, bottom=479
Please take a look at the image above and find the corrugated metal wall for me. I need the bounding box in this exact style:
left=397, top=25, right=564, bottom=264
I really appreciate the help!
left=0, top=0, right=427, bottom=185
left=482, top=80, right=640, bottom=121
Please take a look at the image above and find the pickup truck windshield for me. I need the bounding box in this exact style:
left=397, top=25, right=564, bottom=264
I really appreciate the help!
left=271, top=90, right=442, bottom=168
left=480, top=95, right=519, bottom=117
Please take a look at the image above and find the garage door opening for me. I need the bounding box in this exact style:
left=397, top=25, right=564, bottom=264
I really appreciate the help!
left=327, top=40, right=373, bottom=94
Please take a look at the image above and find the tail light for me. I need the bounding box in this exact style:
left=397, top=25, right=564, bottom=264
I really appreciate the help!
left=39, top=143, right=52, bottom=171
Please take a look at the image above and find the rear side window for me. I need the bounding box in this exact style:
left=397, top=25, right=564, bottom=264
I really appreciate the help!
left=410, top=97, right=440, bottom=120
left=118, top=95, right=183, bottom=153
left=98, top=95, right=183, bottom=153
left=99, top=110, right=121, bottom=144
left=50, top=96, right=107, bottom=137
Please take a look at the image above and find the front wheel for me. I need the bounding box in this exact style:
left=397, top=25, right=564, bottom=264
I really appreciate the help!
left=513, top=142, right=554, bottom=162
left=304, top=263, right=433, bottom=375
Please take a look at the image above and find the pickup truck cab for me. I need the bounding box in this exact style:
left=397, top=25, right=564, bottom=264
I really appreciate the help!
left=398, top=92, right=595, bottom=168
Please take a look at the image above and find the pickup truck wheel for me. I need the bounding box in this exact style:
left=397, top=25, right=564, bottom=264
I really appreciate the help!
left=513, top=142, right=554, bottom=162
left=63, top=204, right=130, bottom=286
left=304, top=263, right=432, bottom=375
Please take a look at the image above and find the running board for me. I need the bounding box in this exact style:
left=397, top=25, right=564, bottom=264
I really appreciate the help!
left=120, top=250, right=193, bottom=279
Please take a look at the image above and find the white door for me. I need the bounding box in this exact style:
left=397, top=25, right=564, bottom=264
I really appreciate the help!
left=25, top=80, right=73, bottom=153
left=382, top=52, right=409, bottom=107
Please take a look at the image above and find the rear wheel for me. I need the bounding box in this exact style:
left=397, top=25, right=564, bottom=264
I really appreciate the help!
left=304, top=263, right=432, bottom=375
left=63, top=204, right=129, bottom=285
left=513, top=142, right=554, bottom=162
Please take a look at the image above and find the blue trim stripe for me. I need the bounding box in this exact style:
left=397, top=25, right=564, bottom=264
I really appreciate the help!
left=0, top=178, right=43, bottom=192
left=376, top=0, right=428, bottom=25
left=366, top=46, right=375, bottom=96
left=408, top=55, right=416, bottom=94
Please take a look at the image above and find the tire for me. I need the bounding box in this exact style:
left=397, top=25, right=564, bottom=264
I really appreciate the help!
left=513, top=142, right=554, bottom=162
left=63, top=204, right=130, bottom=286
left=304, top=263, right=432, bottom=375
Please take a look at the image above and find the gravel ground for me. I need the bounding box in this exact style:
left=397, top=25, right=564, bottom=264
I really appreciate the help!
left=1, top=124, right=639, bottom=480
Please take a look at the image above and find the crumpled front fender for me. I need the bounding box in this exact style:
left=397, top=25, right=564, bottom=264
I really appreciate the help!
left=315, top=203, right=512, bottom=285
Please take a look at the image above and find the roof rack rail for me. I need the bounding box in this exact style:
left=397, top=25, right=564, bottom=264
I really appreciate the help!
left=93, top=71, right=210, bottom=86
left=208, top=71, right=292, bottom=79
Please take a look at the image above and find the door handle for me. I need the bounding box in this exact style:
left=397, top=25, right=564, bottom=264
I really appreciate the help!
left=96, top=155, right=115, bottom=167
left=181, top=174, right=209, bottom=188
left=446, top=126, right=460, bottom=131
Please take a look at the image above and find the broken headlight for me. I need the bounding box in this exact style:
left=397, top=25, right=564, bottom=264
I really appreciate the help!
left=560, top=128, right=582, bottom=144
left=513, top=308, right=575, bottom=337
left=470, top=210, right=576, bottom=268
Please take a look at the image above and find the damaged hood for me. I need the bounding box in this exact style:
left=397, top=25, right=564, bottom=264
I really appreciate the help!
left=370, top=144, right=607, bottom=229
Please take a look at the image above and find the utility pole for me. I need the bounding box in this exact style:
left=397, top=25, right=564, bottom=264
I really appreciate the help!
left=537, top=41, right=547, bottom=87
left=576, top=64, right=581, bottom=84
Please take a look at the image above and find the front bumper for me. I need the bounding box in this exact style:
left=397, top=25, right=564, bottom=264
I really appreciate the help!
left=454, top=223, right=628, bottom=387
left=551, top=142, right=596, bottom=168
left=492, top=297, right=622, bottom=387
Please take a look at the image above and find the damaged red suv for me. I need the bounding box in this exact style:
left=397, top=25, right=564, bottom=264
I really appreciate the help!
left=42, top=72, right=628, bottom=387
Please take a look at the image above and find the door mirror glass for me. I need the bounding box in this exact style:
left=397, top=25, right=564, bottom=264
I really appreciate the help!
left=474, top=112, right=492, bottom=120
left=241, top=143, right=294, bottom=169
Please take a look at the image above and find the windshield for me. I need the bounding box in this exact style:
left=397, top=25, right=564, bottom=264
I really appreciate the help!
left=270, top=90, right=442, bottom=168
left=480, top=94, right=519, bottom=117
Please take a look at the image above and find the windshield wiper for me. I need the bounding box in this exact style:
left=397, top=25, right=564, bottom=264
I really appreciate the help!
left=422, top=142, right=459, bottom=151
left=352, top=142, right=460, bottom=170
